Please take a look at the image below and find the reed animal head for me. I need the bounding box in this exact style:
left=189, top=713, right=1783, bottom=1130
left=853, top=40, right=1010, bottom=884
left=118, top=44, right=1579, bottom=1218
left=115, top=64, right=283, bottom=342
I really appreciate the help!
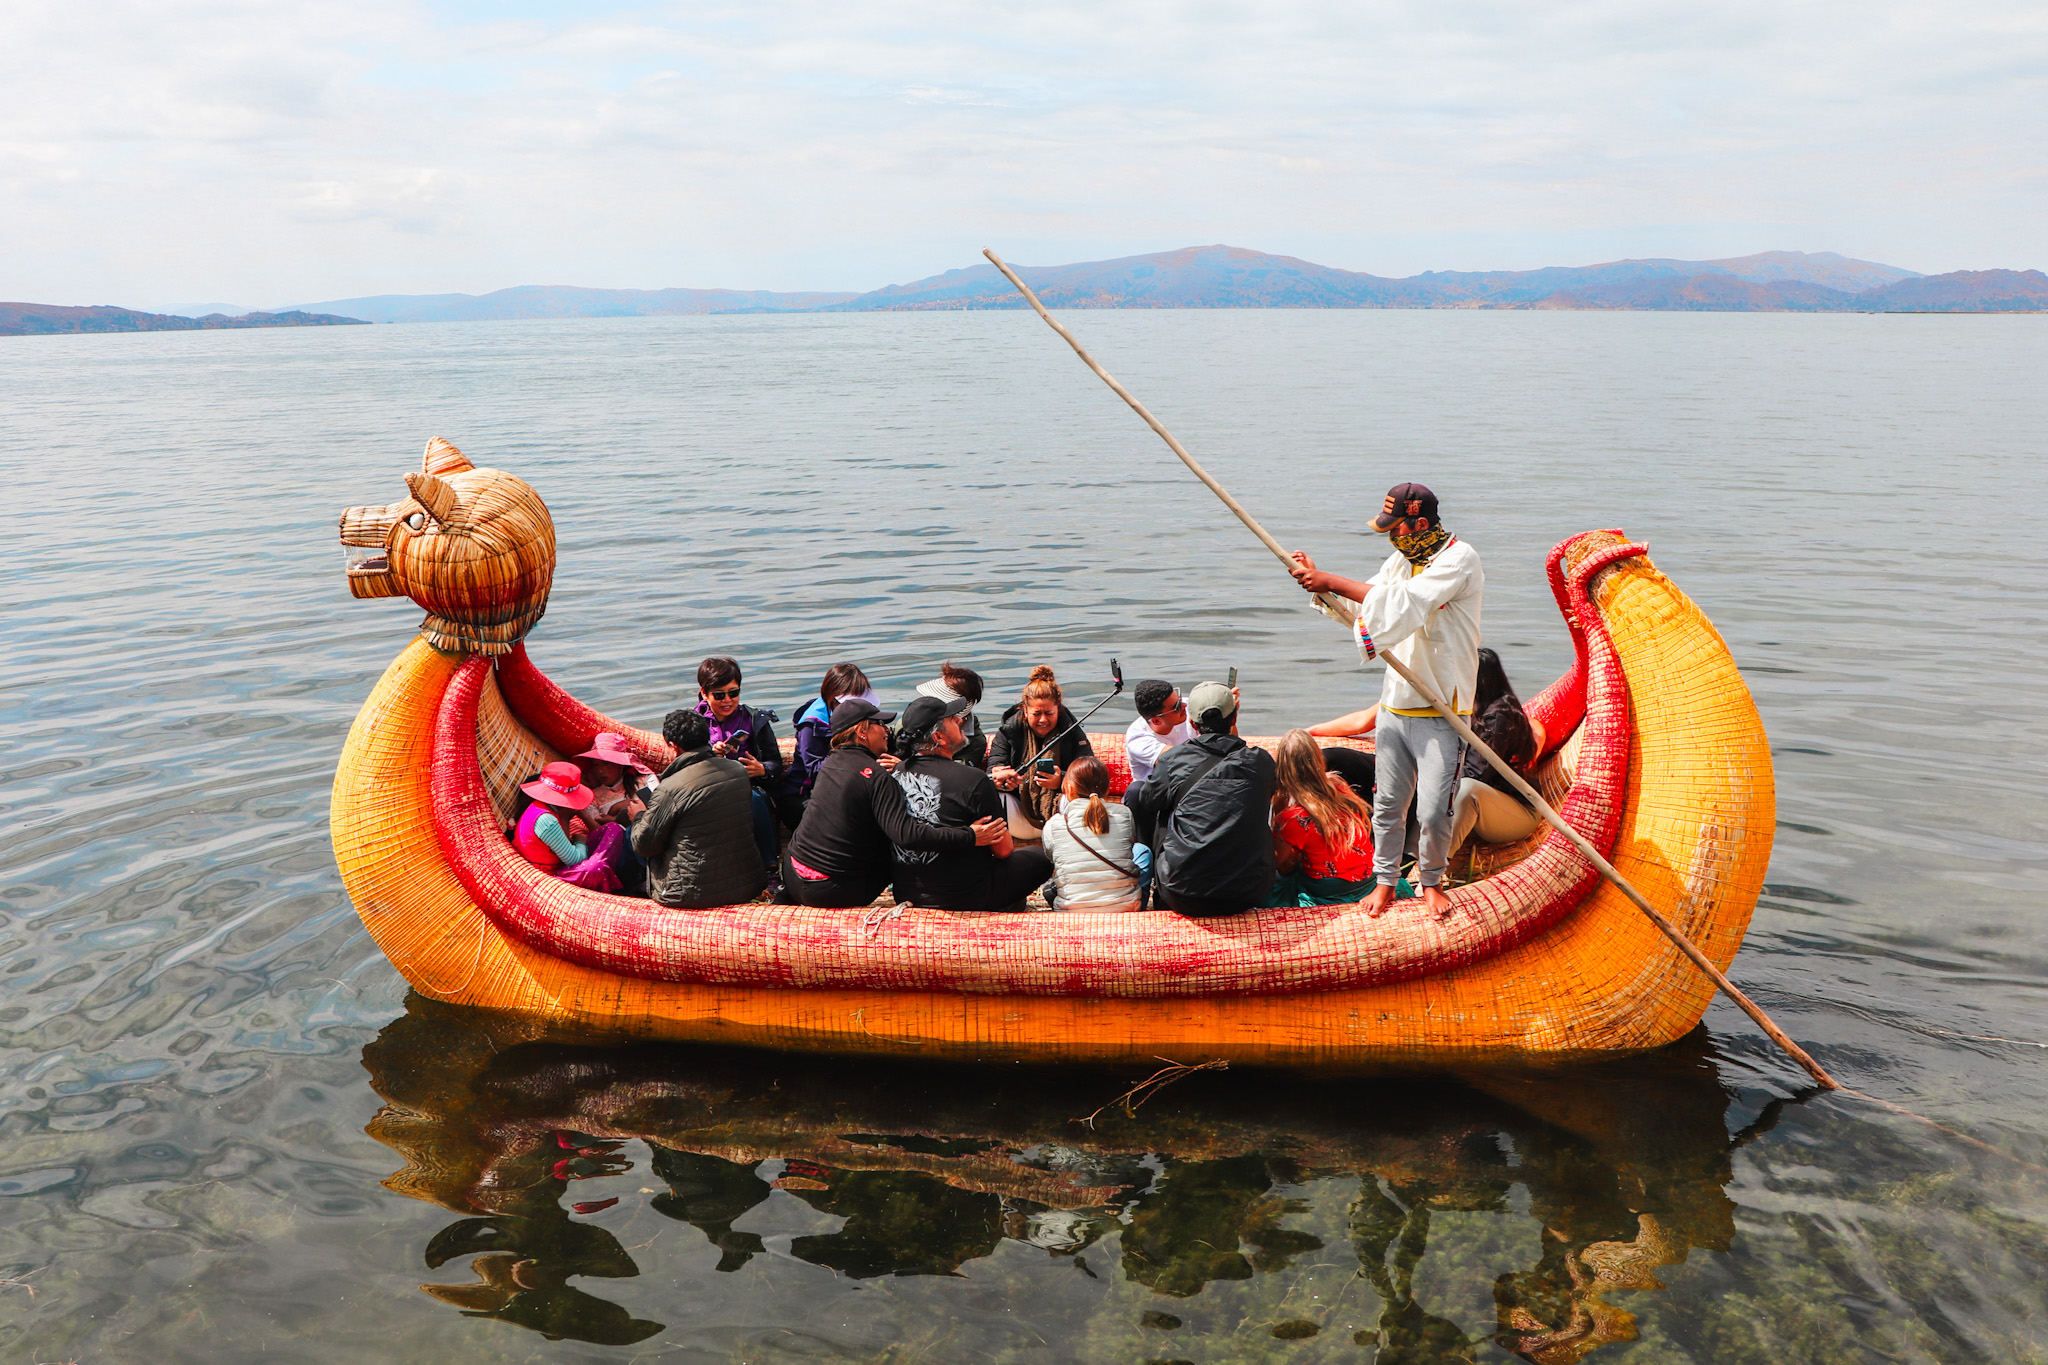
left=339, top=438, right=556, bottom=655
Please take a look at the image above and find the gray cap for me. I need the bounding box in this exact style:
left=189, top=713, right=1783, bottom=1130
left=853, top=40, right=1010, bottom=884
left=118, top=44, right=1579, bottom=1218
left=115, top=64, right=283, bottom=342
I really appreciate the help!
left=1186, top=680, right=1237, bottom=731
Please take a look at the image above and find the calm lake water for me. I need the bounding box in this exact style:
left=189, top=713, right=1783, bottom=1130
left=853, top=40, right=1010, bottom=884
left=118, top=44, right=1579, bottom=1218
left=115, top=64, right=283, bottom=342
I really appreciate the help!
left=3, top=310, right=2046, bottom=1363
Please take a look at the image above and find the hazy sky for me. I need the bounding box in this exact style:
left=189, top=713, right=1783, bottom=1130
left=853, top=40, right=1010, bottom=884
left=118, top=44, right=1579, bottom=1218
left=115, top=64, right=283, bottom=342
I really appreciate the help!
left=6, top=0, right=2044, bottom=308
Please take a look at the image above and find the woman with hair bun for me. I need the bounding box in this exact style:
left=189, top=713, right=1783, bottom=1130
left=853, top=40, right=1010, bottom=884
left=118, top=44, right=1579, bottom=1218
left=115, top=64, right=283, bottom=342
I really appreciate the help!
left=988, top=666, right=1096, bottom=843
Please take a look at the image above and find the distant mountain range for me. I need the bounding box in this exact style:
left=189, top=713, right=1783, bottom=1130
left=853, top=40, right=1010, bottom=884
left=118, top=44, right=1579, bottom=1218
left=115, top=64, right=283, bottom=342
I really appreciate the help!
left=281, top=249, right=2047, bottom=320
left=0, top=302, right=368, bottom=337
left=280, top=284, right=857, bottom=323
left=8, top=248, right=2044, bottom=336
left=820, top=247, right=2047, bottom=313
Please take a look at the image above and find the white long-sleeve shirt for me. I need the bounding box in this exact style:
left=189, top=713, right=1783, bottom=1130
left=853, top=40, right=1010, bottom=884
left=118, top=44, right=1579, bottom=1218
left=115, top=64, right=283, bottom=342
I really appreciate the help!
left=1124, top=715, right=1192, bottom=788
left=1356, top=539, right=1483, bottom=715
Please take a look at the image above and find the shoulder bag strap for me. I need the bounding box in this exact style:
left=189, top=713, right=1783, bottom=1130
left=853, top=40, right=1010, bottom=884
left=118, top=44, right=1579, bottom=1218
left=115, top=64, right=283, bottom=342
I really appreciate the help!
left=1158, top=747, right=1231, bottom=824
left=1062, top=807, right=1140, bottom=880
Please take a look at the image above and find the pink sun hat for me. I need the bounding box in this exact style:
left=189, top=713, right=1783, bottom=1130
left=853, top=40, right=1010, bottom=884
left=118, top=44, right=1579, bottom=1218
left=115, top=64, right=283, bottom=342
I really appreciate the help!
left=521, top=762, right=594, bottom=809
left=575, top=731, right=655, bottom=776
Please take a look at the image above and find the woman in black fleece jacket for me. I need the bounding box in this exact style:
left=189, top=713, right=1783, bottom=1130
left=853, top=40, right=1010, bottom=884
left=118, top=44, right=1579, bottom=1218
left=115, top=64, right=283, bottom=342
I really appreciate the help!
left=987, top=666, right=1095, bottom=840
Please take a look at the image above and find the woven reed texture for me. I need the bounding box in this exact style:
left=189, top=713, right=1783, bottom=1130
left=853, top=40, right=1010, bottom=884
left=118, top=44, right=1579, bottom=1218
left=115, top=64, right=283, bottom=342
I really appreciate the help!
left=331, top=529, right=1772, bottom=1063
left=1557, top=536, right=1773, bottom=1048
left=336, top=441, right=556, bottom=656
left=421, top=436, right=472, bottom=477
left=475, top=669, right=559, bottom=827
left=494, top=642, right=670, bottom=770
left=338, top=504, right=406, bottom=600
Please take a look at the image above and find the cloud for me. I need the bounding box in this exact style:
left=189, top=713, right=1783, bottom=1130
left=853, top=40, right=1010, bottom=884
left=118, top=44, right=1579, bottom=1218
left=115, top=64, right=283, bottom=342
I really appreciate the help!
left=2, top=0, right=2043, bottom=308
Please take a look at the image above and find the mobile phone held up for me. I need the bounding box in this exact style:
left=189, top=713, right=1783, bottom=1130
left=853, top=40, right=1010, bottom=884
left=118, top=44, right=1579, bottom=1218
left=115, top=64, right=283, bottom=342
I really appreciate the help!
left=1227, top=667, right=1238, bottom=690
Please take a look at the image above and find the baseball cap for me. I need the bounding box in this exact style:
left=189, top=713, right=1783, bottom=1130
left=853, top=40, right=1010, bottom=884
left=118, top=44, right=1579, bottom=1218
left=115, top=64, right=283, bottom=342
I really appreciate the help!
left=827, top=698, right=896, bottom=737
left=1186, top=680, right=1237, bottom=731
left=1371, top=482, right=1439, bottom=533
left=898, top=694, right=970, bottom=740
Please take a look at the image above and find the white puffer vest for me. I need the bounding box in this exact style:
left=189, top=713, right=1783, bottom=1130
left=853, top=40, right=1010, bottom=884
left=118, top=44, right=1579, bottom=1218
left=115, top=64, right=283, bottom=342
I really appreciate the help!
left=1042, top=799, right=1142, bottom=912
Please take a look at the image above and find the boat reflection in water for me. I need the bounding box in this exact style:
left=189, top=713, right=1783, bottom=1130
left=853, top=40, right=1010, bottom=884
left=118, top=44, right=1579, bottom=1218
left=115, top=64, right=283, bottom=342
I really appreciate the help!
left=363, top=995, right=1786, bottom=1360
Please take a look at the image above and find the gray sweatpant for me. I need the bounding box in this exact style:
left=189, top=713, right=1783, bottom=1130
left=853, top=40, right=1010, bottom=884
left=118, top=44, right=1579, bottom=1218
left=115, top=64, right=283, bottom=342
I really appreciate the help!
left=1372, top=710, right=1463, bottom=888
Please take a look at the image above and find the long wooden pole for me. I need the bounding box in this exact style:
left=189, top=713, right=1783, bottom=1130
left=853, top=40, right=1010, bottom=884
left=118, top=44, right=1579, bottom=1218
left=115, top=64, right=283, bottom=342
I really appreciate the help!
left=984, top=246, right=1840, bottom=1091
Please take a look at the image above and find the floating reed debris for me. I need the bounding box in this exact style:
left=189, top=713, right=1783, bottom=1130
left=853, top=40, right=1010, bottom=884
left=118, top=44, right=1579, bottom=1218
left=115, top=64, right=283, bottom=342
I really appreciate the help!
left=1075, top=1057, right=1229, bottom=1130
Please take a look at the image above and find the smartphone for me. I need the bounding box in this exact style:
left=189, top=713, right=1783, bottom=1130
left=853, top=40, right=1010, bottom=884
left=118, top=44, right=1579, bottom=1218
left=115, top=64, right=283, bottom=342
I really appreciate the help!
left=1033, top=755, right=1058, bottom=774
left=1227, top=667, right=1238, bottom=689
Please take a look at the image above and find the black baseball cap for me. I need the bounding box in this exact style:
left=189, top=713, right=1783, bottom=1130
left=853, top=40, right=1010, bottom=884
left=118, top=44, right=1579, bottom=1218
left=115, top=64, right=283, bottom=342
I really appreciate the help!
left=827, top=699, right=895, bottom=737
left=1371, top=482, right=1439, bottom=532
left=898, top=694, right=970, bottom=740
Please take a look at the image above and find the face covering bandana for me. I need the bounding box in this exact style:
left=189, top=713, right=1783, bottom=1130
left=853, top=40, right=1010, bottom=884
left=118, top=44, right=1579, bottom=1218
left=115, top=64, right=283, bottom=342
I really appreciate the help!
left=1390, top=522, right=1452, bottom=566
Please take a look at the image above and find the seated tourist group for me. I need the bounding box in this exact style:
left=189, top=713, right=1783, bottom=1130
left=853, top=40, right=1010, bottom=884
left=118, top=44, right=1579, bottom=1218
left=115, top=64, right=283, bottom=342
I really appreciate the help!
left=511, top=482, right=1548, bottom=919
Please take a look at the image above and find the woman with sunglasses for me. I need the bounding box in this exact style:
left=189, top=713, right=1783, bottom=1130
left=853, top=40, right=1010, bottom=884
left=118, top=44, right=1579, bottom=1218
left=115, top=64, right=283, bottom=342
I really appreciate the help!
left=694, top=655, right=784, bottom=893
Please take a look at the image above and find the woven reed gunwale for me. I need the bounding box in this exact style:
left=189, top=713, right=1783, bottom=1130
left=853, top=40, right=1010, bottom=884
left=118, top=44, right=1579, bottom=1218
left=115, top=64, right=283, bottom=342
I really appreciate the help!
left=330, top=527, right=1773, bottom=1063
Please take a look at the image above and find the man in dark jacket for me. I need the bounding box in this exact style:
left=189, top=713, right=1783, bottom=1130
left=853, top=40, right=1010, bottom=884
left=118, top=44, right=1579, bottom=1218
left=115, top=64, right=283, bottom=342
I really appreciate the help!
left=633, top=709, right=767, bottom=908
left=891, top=696, right=1053, bottom=913
left=782, top=700, right=1007, bottom=907
left=1125, top=680, right=1276, bottom=918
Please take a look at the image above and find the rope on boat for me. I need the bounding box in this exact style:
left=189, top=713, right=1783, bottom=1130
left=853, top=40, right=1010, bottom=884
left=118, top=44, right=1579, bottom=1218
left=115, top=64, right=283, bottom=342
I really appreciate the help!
left=408, top=908, right=491, bottom=999
left=860, top=903, right=906, bottom=939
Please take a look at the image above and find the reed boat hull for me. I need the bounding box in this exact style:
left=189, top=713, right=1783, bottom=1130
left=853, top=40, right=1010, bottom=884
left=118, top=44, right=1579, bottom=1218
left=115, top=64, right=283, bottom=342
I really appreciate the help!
left=331, top=525, right=1773, bottom=1066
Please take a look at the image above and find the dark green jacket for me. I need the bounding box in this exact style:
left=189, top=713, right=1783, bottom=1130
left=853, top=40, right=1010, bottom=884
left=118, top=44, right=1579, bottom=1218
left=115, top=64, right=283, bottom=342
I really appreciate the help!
left=632, top=748, right=764, bottom=908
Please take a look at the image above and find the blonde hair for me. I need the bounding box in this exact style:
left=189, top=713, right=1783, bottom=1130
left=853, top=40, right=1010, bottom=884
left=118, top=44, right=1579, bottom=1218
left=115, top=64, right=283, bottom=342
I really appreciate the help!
left=1020, top=665, right=1062, bottom=709
left=1273, top=729, right=1371, bottom=852
left=1063, top=756, right=1112, bottom=835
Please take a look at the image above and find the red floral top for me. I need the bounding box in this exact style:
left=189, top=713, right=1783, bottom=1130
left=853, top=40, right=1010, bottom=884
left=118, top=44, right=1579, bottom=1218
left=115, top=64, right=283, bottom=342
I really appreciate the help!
left=1275, top=804, right=1374, bottom=881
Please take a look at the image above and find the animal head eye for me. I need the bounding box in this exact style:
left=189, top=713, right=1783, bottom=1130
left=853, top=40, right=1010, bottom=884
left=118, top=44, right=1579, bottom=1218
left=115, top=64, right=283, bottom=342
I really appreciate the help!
left=404, top=511, right=425, bottom=531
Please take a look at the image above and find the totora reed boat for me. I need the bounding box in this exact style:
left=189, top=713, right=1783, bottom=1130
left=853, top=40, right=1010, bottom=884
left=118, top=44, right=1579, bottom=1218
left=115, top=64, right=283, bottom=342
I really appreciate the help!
left=332, top=439, right=1774, bottom=1066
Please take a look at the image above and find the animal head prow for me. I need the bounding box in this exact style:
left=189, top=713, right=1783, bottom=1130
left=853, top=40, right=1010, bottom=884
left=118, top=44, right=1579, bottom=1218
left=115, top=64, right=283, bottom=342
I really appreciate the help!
left=338, top=441, right=556, bottom=655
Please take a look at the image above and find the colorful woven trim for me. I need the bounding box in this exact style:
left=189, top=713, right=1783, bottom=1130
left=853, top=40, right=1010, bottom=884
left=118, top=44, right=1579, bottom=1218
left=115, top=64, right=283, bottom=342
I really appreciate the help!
left=1353, top=613, right=1377, bottom=660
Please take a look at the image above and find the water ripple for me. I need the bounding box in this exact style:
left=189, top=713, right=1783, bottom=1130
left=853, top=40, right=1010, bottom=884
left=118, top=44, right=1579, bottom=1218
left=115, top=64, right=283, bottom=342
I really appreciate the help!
left=2, top=311, right=2045, bottom=1361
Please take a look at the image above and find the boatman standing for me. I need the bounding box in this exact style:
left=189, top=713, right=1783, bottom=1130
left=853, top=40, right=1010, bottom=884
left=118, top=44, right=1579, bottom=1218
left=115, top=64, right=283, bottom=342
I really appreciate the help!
left=1288, top=482, right=1482, bottom=920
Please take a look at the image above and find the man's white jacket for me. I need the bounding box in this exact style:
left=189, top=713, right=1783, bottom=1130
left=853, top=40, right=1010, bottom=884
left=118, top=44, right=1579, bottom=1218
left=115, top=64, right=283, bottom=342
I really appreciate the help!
left=1355, top=539, right=1484, bottom=715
